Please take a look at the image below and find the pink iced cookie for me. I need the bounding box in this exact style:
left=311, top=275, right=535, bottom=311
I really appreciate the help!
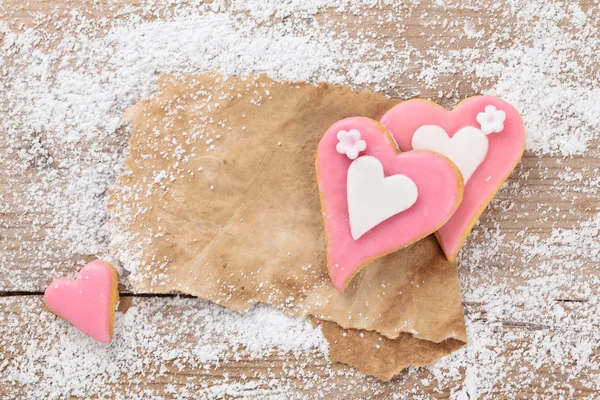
left=317, top=117, right=464, bottom=291
left=44, top=260, right=119, bottom=343
left=380, top=96, right=525, bottom=261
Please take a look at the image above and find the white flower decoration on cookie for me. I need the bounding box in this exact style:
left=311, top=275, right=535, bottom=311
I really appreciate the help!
left=476, top=105, right=506, bottom=135
left=336, top=129, right=367, bottom=160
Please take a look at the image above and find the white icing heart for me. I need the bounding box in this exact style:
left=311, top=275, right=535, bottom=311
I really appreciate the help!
left=412, top=125, right=488, bottom=184
left=347, top=156, right=418, bottom=240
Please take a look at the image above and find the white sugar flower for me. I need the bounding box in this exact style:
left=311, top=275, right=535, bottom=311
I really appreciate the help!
left=336, top=129, right=367, bottom=160
left=476, top=105, right=506, bottom=135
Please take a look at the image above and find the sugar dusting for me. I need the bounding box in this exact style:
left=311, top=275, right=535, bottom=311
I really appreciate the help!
left=0, top=297, right=330, bottom=398
left=1, top=0, right=600, bottom=398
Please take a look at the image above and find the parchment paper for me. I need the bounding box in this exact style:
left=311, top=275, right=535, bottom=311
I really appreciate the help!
left=108, top=72, right=467, bottom=379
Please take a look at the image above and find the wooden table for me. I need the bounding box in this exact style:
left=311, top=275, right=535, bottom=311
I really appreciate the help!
left=1, top=1, right=599, bottom=398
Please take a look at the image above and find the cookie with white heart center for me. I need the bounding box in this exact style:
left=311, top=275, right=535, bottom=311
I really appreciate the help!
left=316, top=117, right=464, bottom=291
left=380, top=96, right=525, bottom=261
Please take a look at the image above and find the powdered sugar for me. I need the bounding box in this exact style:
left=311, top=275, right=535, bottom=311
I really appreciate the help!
left=0, top=297, right=329, bottom=398
left=1, top=0, right=599, bottom=397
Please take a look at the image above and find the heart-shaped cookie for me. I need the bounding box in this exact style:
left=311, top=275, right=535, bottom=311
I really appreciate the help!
left=317, top=117, right=464, bottom=291
left=44, top=260, right=119, bottom=343
left=380, top=97, right=525, bottom=261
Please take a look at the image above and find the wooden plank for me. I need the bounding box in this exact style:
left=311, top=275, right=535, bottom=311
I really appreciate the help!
left=0, top=0, right=597, bottom=291
left=0, top=296, right=598, bottom=398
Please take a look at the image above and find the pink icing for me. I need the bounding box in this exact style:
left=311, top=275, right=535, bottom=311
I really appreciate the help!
left=44, top=260, right=118, bottom=343
left=380, top=96, right=525, bottom=260
left=317, top=117, right=463, bottom=291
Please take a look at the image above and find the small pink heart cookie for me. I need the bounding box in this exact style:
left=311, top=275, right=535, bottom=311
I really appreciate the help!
left=317, top=117, right=464, bottom=291
left=44, top=260, right=119, bottom=343
left=380, top=96, right=525, bottom=261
